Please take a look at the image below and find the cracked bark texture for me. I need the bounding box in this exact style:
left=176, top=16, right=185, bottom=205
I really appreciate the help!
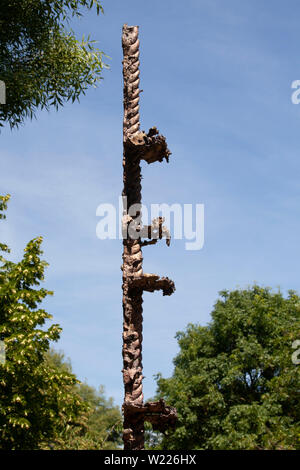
left=122, top=24, right=177, bottom=450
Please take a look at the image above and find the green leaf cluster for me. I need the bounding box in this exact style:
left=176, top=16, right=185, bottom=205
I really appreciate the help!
left=42, top=349, right=122, bottom=450
left=0, top=0, right=108, bottom=128
left=0, top=196, right=88, bottom=449
left=155, top=286, right=300, bottom=450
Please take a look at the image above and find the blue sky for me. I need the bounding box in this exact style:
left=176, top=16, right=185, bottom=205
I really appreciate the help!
left=1, top=0, right=300, bottom=407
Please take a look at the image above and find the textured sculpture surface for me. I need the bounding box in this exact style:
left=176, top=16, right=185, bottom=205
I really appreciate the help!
left=122, top=24, right=177, bottom=450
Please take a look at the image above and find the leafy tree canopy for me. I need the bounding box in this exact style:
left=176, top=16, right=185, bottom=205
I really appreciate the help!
left=0, top=195, right=121, bottom=450
left=155, top=286, right=300, bottom=450
left=0, top=0, right=108, bottom=128
left=44, top=349, right=122, bottom=449
left=0, top=194, right=88, bottom=449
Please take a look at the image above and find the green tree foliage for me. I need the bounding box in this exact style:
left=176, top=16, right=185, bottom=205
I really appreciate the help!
left=155, top=286, right=300, bottom=450
left=0, top=195, right=88, bottom=449
left=44, top=349, right=122, bottom=449
left=75, top=383, right=122, bottom=450
left=0, top=196, right=122, bottom=449
left=0, top=0, right=108, bottom=128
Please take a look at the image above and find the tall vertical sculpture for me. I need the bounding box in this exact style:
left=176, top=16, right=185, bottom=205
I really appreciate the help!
left=121, top=24, right=177, bottom=450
